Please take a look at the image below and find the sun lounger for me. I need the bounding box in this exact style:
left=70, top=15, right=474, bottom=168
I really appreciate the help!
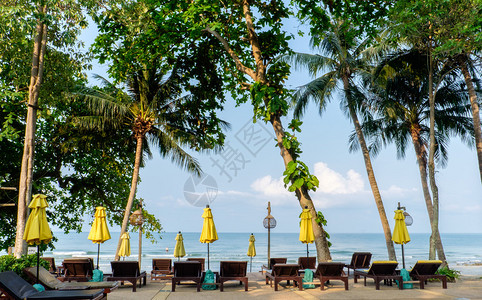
left=409, top=260, right=447, bottom=289
left=265, top=264, right=303, bottom=291
left=171, top=261, right=203, bottom=292
left=151, top=259, right=172, bottom=281
left=262, top=257, right=287, bottom=271
left=40, top=257, right=61, bottom=277
left=218, top=261, right=248, bottom=292
left=107, top=261, right=147, bottom=292
left=186, top=258, right=205, bottom=271
left=354, top=261, right=403, bottom=290
left=0, top=271, right=104, bottom=300
left=298, top=257, right=316, bottom=270
left=24, top=266, right=118, bottom=294
left=60, top=258, right=95, bottom=282
left=345, top=252, right=372, bottom=276
left=314, top=262, right=348, bottom=290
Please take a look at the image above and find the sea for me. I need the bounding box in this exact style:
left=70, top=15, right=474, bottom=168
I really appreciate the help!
left=5, top=232, right=482, bottom=276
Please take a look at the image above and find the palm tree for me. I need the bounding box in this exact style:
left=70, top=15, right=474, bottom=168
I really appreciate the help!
left=75, top=66, right=226, bottom=260
left=285, top=21, right=397, bottom=260
left=363, top=50, right=474, bottom=265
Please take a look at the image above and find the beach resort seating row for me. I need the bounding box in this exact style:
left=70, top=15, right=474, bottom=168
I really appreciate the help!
left=14, top=254, right=447, bottom=294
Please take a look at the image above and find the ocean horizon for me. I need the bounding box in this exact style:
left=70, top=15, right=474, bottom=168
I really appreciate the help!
left=3, top=232, right=482, bottom=276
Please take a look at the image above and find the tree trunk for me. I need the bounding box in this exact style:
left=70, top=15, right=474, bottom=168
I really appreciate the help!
left=427, top=44, right=440, bottom=262
left=410, top=127, right=447, bottom=265
left=14, top=5, right=47, bottom=258
left=114, top=135, right=144, bottom=260
left=343, top=77, right=396, bottom=261
left=271, top=116, right=332, bottom=261
left=459, top=55, right=482, bottom=184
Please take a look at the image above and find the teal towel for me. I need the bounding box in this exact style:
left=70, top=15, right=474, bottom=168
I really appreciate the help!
left=33, top=283, right=45, bottom=291
left=396, top=268, right=413, bottom=289
left=91, top=269, right=103, bottom=282
left=202, top=270, right=217, bottom=290
left=302, top=269, right=315, bottom=289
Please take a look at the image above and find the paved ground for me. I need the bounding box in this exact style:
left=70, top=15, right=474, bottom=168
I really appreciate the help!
left=106, top=272, right=482, bottom=300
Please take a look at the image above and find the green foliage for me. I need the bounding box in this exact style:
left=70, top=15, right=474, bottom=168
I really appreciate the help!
left=294, top=0, right=390, bottom=39
left=436, top=266, right=460, bottom=282
left=281, top=120, right=319, bottom=193
left=314, top=211, right=331, bottom=247
left=0, top=254, right=50, bottom=280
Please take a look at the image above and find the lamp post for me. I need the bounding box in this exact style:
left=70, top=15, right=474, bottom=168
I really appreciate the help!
left=263, top=202, right=276, bottom=269
left=129, top=200, right=144, bottom=267
left=397, top=202, right=412, bottom=269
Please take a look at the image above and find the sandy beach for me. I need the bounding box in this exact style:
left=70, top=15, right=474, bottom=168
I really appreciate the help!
left=105, top=271, right=482, bottom=300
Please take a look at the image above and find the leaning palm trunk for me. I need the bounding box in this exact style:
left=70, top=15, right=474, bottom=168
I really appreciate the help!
left=427, top=44, right=441, bottom=261
left=115, top=135, right=144, bottom=260
left=14, top=5, right=48, bottom=258
left=410, top=128, right=447, bottom=265
left=459, top=56, right=482, bottom=183
left=271, top=116, right=332, bottom=261
left=343, top=78, right=396, bottom=261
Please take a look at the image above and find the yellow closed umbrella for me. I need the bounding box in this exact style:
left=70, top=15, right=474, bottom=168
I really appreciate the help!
left=23, top=194, right=53, bottom=283
left=299, top=206, right=315, bottom=258
left=118, top=232, right=131, bottom=260
left=200, top=205, right=218, bottom=270
left=174, top=231, right=186, bottom=261
left=392, top=209, right=411, bottom=269
left=88, top=206, right=111, bottom=269
left=247, top=233, right=256, bottom=272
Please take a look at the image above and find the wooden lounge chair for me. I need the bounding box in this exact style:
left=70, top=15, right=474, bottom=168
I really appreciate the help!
left=314, top=262, right=348, bottom=290
left=171, top=261, right=203, bottom=292
left=262, top=257, right=287, bottom=271
left=354, top=261, right=403, bottom=290
left=218, top=261, right=248, bottom=292
left=409, top=260, right=447, bottom=289
left=24, top=266, right=118, bottom=294
left=265, top=264, right=303, bottom=291
left=345, top=252, right=372, bottom=276
left=151, top=259, right=172, bottom=281
left=0, top=271, right=104, bottom=300
left=40, top=257, right=61, bottom=277
left=298, top=257, right=316, bottom=270
left=61, top=258, right=95, bottom=282
left=186, top=258, right=205, bottom=271
left=107, top=261, right=147, bottom=292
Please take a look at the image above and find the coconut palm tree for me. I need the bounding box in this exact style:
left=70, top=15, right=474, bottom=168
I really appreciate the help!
left=75, top=66, right=227, bottom=260
left=361, top=50, right=474, bottom=265
left=285, top=21, right=397, bottom=260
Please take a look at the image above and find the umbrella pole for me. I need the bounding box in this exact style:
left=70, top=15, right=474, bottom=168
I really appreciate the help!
left=250, top=257, right=252, bottom=273
left=36, top=245, right=40, bottom=284
left=401, top=244, right=405, bottom=269
left=97, top=244, right=100, bottom=269
left=207, top=243, right=210, bottom=270
left=307, top=244, right=309, bottom=258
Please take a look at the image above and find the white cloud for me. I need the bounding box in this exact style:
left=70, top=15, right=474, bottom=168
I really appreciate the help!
left=250, top=175, right=291, bottom=197
left=313, top=162, right=364, bottom=194
left=381, top=185, right=417, bottom=197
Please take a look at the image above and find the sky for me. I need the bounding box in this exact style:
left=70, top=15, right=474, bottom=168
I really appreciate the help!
left=79, top=16, right=482, bottom=235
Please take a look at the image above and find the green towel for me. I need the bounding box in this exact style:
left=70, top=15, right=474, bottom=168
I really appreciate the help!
left=302, top=269, right=315, bottom=289
left=33, top=283, right=45, bottom=291
left=396, top=268, right=413, bottom=289
left=91, top=269, right=103, bottom=282
left=202, top=269, right=217, bottom=290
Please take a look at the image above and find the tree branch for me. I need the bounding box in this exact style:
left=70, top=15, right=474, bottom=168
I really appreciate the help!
left=204, top=26, right=257, bottom=80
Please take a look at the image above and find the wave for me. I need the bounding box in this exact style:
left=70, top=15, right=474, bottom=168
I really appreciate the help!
left=51, top=251, right=87, bottom=256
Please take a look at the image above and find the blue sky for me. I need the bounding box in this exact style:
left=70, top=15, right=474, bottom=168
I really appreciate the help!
left=80, top=17, right=482, bottom=235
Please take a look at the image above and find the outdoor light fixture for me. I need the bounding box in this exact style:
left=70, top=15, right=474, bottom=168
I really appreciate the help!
left=263, top=202, right=276, bottom=269
left=397, top=202, right=413, bottom=226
